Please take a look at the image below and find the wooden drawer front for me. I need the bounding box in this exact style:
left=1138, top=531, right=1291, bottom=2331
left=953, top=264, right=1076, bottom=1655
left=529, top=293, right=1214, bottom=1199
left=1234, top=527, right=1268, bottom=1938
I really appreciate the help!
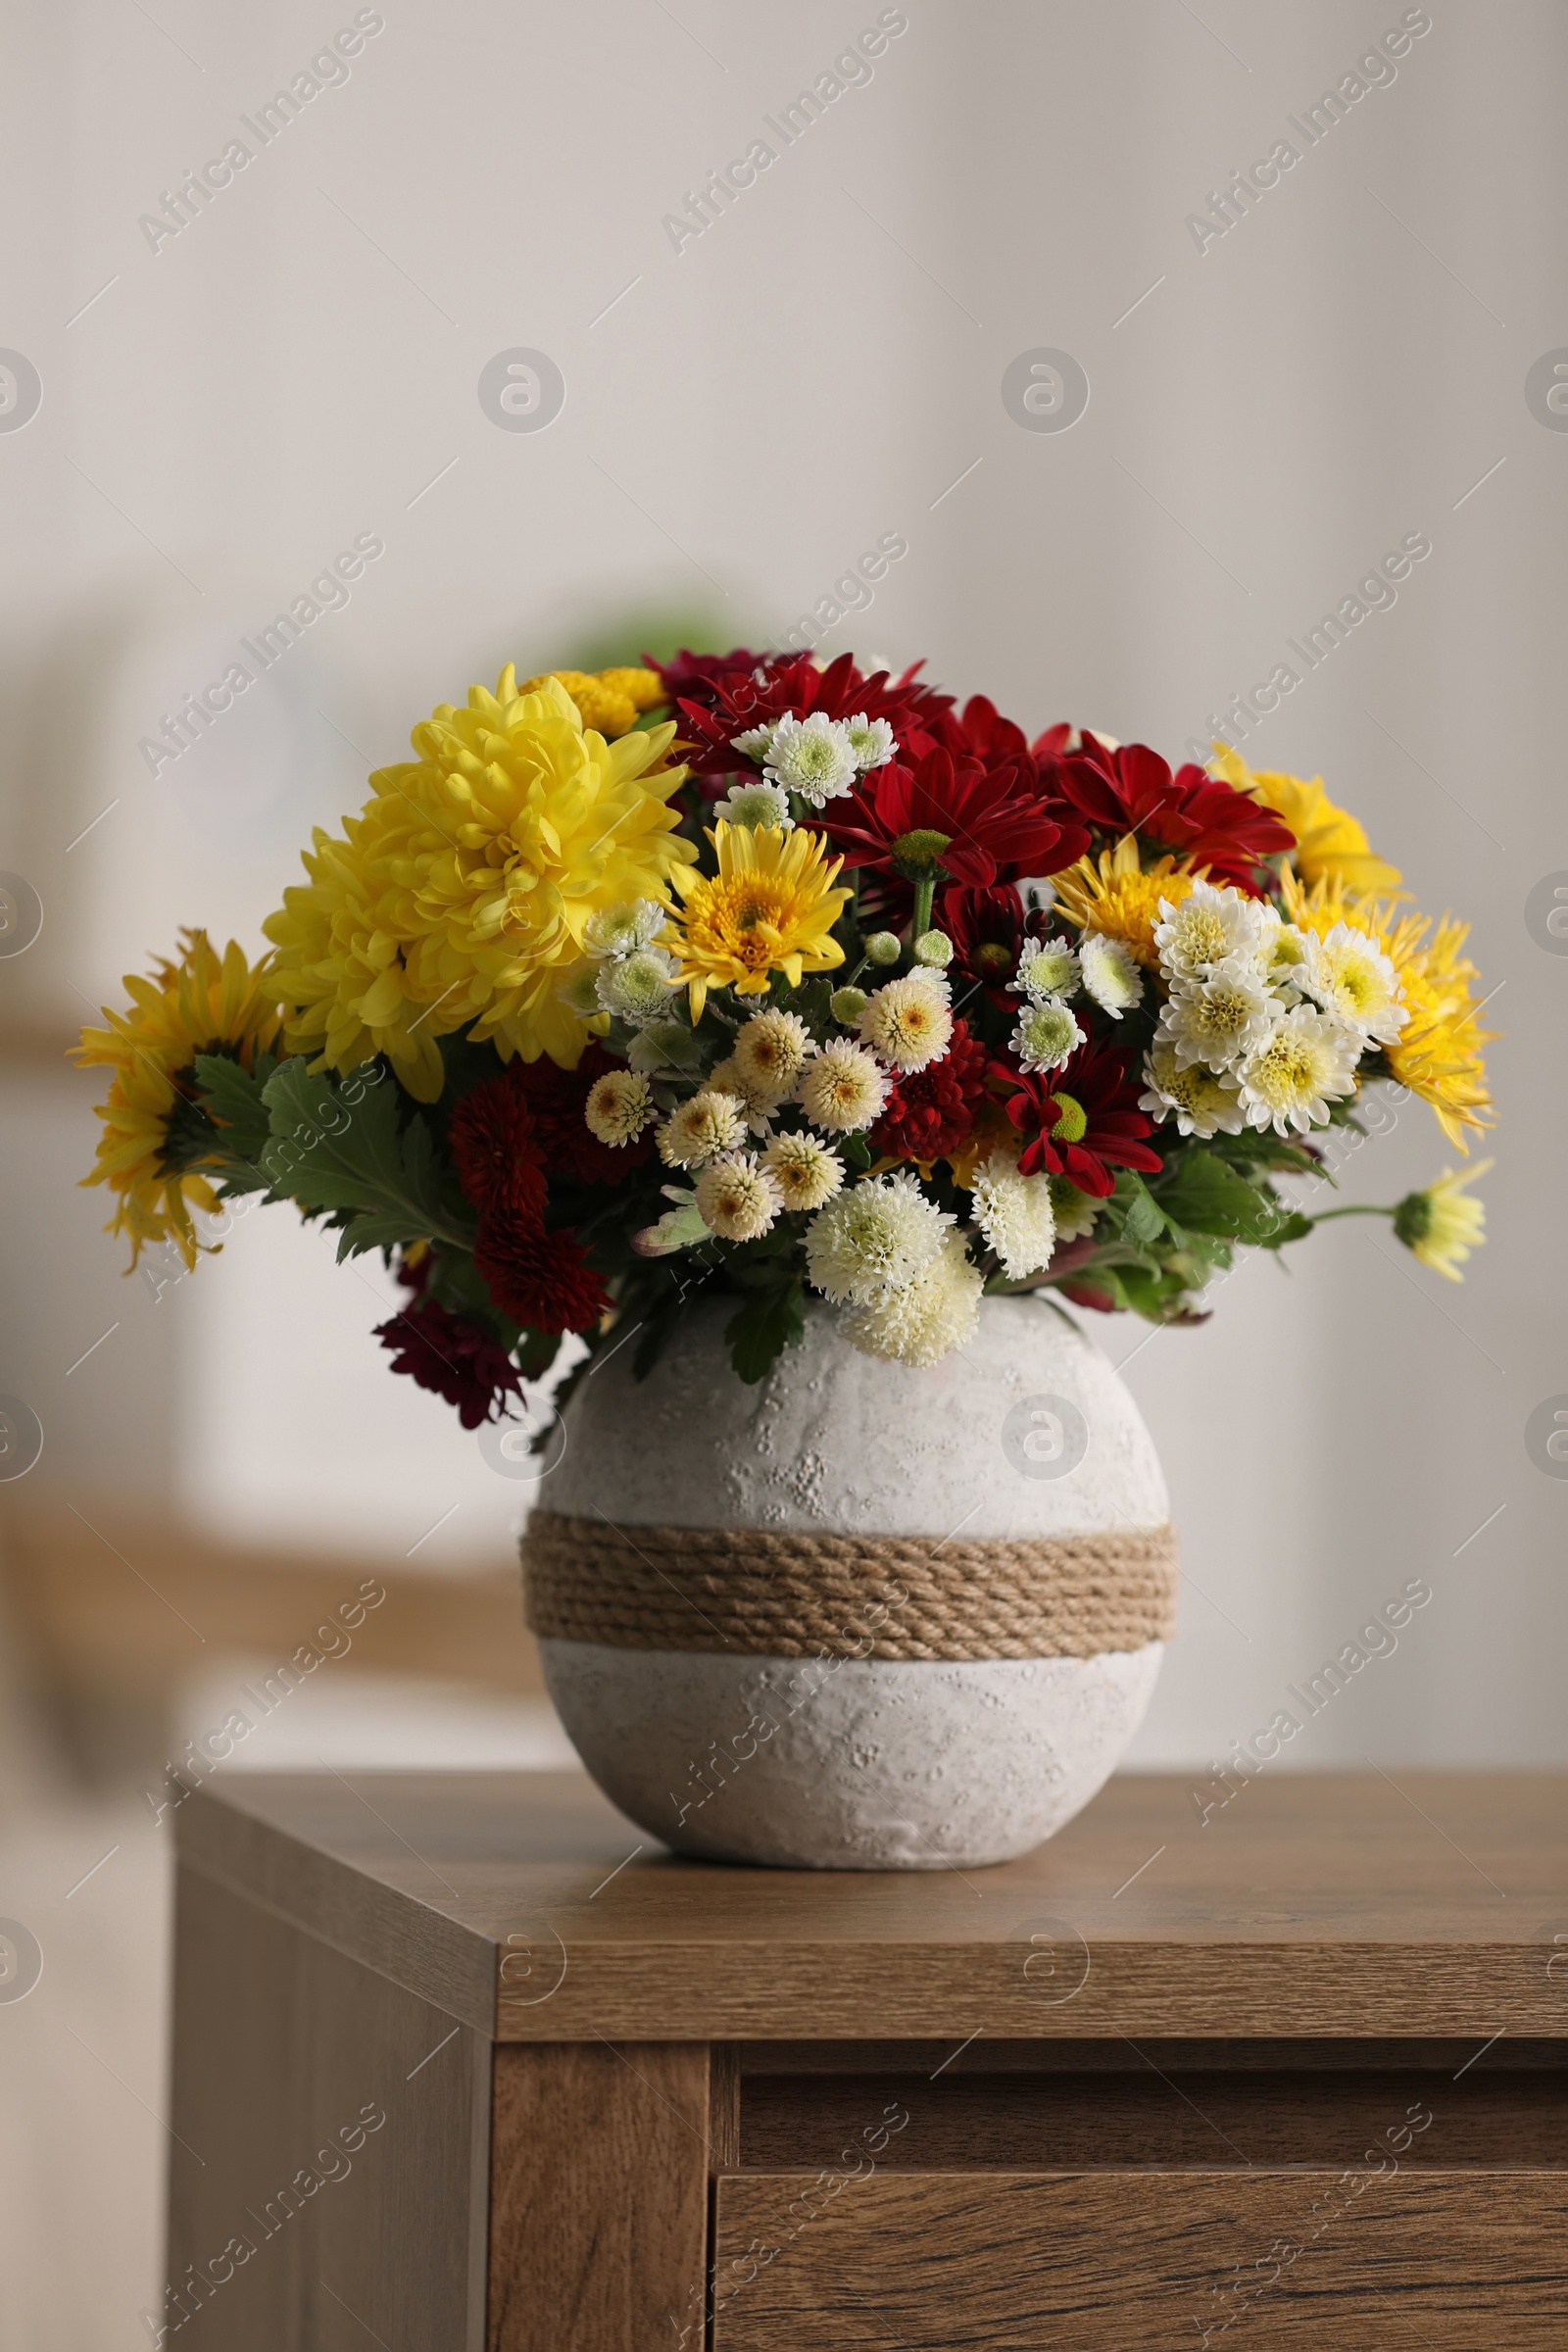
left=711, top=2170, right=1568, bottom=2348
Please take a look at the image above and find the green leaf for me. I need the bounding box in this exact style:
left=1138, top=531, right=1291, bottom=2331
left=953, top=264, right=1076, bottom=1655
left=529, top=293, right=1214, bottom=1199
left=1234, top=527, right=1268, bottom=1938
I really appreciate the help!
left=1256, top=1209, right=1314, bottom=1250
left=260, top=1058, right=474, bottom=1250
left=1156, top=1152, right=1281, bottom=1242
left=191, top=1052, right=278, bottom=1170
left=514, top=1328, right=563, bottom=1382
left=841, top=1132, right=874, bottom=1171
left=635, top=1201, right=710, bottom=1256
left=1119, top=1173, right=1166, bottom=1250
left=725, top=1279, right=805, bottom=1384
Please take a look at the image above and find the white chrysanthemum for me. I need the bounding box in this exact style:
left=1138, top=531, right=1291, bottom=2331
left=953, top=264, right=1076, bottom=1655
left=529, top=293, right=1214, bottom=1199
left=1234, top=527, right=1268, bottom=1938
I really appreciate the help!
left=1049, top=1173, right=1100, bottom=1242
left=799, top=1040, right=889, bottom=1133
left=596, top=944, right=680, bottom=1028
left=584, top=1068, right=656, bottom=1148
left=695, top=1152, right=782, bottom=1241
left=557, top=960, right=604, bottom=1017
left=729, top=721, right=777, bottom=761
left=1261, top=916, right=1308, bottom=990
left=584, top=899, right=670, bottom=959
left=627, top=1018, right=704, bottom=1075
left=1154, top=879, right=1274, bottom=981
left=715, top=778, right=793, bottom=831
left=1079, top=932, right=1145, bottom=1020
left=1236, top=1005, right=1361, bottom=1135
left=858, top=973, right=954, bottom=1072
left=1011, top=998, right=1085, bottom=1075
left=1295, top=921, right=1407, bottom=1045
left=805, top=1169, right=953, bottom=1304
left=972, top=1153, right=1056, bottom=1280
left=1161, top=957, right=1276, bottom=1071
left=847, top=1232, right=983, bottom=1368
left=709, top=1056, right=779, bottom=1135
left=842, top=713, right=897, bottom=772
left=734, top=1007, right=813, bottom=1098
left=658, top=1087, right=748, bottom=1167
left=1010, top=937, right=1080, bottom=1004
left=762, top=711, right=858, bottom=808
left=1139, top=1039, right=1246, bottom=1139
left=763, top=1130, right=844, bottom=1211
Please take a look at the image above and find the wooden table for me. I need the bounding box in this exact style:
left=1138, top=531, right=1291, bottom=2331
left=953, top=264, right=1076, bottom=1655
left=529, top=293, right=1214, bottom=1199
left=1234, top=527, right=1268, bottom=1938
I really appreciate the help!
left=165, top=1770, right=1568, bottom=2348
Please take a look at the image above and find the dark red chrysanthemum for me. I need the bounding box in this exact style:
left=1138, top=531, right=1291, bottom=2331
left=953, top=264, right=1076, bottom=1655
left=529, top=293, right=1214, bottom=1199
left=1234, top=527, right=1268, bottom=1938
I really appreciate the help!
left=816, top=746, right=1078, bottom=890
left=473, top=1206, right=611, bottom=1337
left=651, top=646, right=771, bottom=707
left=449, top=1070, right=546, bottom=1218
left=374, top=1295, right=523, bottom=1429
left=869, top=1019, right=989, bottom=1163
left=672, top=650, right=952, bottom=781
left=510, top=1042, right=653, bottom=1184
left=940, top=882, right=1034, bottom=996
left=1034, top=736, right=1294, bottom=894
left=989, top=1037, right=1163, bottom=1197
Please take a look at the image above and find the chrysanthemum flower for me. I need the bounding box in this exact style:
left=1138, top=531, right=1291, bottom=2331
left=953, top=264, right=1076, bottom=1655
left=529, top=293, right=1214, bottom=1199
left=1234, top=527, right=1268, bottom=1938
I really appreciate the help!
left=515, top=665, right=664, bottom=739
left=843, top=714, right=897, bottom=772
left=869, top=1018, right=988, bottom=1162
left=515, top=1044, right=656, bottom=1180
left=1079, top=932, right=1145, bottom=1019
left=799, top=1042, right=889, bottom=1134
left=584, top=899, right=669, bottom=959
left=1038, top=737, right=1296, bottom=891
left=662, top=821, right=851, bottom=1019
left=1051, top=841, right=1200, bottom=968
left=595, top=945, right=680, bottom=1027
left=1161, top=958, right=1277, bottom=1072
left=658, top=1088, right=748, bottom=1168
left=1394, top=1159, right=1491, bottom=1281
left=450, top=1069, right=547, bottom=1217
left=1153, top=879, right=1274, bottom=981
left=1211, top=747, right=1402, bottom=896
left=473, top=1208, right=610, bottom=1335
left=695, top=1152, right=783, bottom=1240
left=734, top=1007, right=813, bottom=1098
left=972, top=1153, right=1056, bottom=1280
left=716, top=779, right=793, bottom=831
left=1049, top=1173, right=1101, bottom=1241
left=763, top=1131, right=844, bottom=1210
left=761, top=711, right=858, bottom=807
left=76, top=931, right=281, bottom=1270
left=1236, top=1005, right=1361, bottom=1134
left=1011, top=937, right=1080, bottom=1004
left=1295, top=921, right=1407, bottom=1047
left=584, top=1068, right=656, bottom=1148
left=263, top=672, right=694, bottom=1098
left=847, top=1232, right=982, bottom=1367
left=858, top=973, right=954, bottom=1072
left=1139, top=1040, right=1246, bottom=1139
left=804, top=1169, right=953, bottom=1304
left=374, top=1290, right=523, bottom=1428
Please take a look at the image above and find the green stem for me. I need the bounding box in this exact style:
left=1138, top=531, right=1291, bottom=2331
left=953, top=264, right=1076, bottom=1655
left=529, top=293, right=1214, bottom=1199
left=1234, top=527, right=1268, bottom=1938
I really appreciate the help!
left=910, top=874, right=936, bottom=939
left=1306, top=1202, right=1396, bottom=1224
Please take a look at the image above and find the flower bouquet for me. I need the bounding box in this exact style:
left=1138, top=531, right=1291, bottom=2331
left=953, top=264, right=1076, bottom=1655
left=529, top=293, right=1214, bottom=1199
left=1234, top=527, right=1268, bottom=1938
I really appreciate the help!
left=79, top=648, right=1493, bottom=1412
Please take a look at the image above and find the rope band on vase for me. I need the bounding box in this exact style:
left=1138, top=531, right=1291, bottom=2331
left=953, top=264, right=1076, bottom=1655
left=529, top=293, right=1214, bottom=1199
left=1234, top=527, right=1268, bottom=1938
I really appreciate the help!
left=522, top=1511, right=1179, bottom=1662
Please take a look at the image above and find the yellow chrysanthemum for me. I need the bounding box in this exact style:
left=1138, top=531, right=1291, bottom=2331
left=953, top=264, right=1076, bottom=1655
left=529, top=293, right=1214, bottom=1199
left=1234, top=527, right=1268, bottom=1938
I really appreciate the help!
left=1212, top=747, right=1402, bottom=896
left=1281, top=870, right=1494, bottom=1146
left=515, top=665, right=663, bottom=739
left=1395, top=1160, right=1492, bottom=1282
left=264, top=671, right=695, bottom=1099
left=1050, top=839, right=1202, bottom=969
left=663, top=821, right=851, bottom=1020
left=75, top=931, right=280, bottom=1269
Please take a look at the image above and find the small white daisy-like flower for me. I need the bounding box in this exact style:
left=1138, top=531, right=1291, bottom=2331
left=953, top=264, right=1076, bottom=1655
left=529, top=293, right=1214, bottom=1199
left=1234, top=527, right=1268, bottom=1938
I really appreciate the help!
left=1236, top=1005, right=1361, bottom=1135
left=1078, top=932, right=1145, bottom=1020
left=695, top=1152, right=783, bottom=1241
left=627, top=1019, right=704, bottom=1075
left=762, top=711, right=858, bottom=808
left=1049, top=1173, right=1100, bottom=1242
left=1161, top=956, right=1276, bottom=1071
left=715, top=778, right=793, bottom=831
left=657, top=1088, right=748, bottom=1168
left=584, top=1068, right=657, bottom=1148
left=972, top=1153, right=1056, bottom=1281
left=729, top=721, right=777, bottom=762
left=1011, top=999, right=1085, bottom=1075
left=1154, top=879, right=1274, bottom=982
left=734, top=1007, right=813, bottom=1098
left=557, top=961, right=604, bottom=1017
left=805, top=1169, right=953, bottom=1304
left=1295, top=921, right=1406, bottom=1045
left=799, top=1040, right=890, bottom=1133
left=708, top=1056, right=780, bottom=1136
left=584, top=899, right=669, bottom=960
left=847, top=1232, right=982, bottom=1368
left=858, top=972, right=954, bottom=1072
left=1261, top=916, right=1308, bottom=991
left=842, top=713, right=897, bottom=772
left=1139, top=1039, right=1246, bottom=1139
left=595, top=944, right=680, bottom=1028
left=1010, top=937, right=1080, bottom=1004
left=763, top=1130, right=844, bottom=1211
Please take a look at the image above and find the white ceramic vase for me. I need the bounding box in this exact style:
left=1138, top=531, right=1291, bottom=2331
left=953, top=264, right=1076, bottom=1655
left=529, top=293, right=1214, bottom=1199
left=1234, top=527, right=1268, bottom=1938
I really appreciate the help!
left=526, top=1296, right=1173, bottom=1871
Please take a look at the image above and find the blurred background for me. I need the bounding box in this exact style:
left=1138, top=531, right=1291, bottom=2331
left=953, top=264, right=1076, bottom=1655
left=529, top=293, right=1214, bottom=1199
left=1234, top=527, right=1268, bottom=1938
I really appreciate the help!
left=2, top=0, right=1565, bottom=2336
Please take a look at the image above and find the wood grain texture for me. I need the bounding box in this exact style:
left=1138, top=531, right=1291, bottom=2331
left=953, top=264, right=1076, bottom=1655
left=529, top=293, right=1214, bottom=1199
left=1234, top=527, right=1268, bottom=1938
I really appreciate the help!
left=710, top=2170, right=1568, bottom=2347
left=487, top=2042, right=711, bottom=2352
left=167, top=1864, right=488, bottom=2350
left=181, top=1772, right=1568, bottom=2041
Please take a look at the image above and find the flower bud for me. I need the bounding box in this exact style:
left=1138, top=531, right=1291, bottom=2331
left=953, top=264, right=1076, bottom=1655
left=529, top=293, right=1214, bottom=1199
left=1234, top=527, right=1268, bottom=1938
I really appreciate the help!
left=911, top=929, right=954, bottom=968
left=829, top=986, right=869, bottom=1023
left=864, top=930, right=902, bottom=966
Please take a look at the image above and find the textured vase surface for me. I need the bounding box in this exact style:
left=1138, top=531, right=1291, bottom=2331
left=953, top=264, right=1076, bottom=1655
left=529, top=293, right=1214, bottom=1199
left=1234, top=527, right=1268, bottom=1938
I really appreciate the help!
left=529, top=1296, right=1172, bottom=1870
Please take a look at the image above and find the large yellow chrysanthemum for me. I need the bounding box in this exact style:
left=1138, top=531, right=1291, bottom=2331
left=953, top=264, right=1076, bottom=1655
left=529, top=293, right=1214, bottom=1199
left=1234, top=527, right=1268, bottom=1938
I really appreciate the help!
left=75, top=931, right=280, bottom=1269
left=1212, top=747, right=1402, bottom=896
left=663, top=821, right=851, bottom=1020
left=264, top=671, right=695, bottom=1099
left=1050, top=840, right=1201, bottom=969
left=1281, top=870, right=1494, bottom=1147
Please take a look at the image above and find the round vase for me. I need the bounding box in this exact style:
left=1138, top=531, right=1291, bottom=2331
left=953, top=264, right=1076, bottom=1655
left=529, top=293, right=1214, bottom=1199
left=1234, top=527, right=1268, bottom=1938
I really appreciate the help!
left=524, top=1296, right=1174, bottom=1871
